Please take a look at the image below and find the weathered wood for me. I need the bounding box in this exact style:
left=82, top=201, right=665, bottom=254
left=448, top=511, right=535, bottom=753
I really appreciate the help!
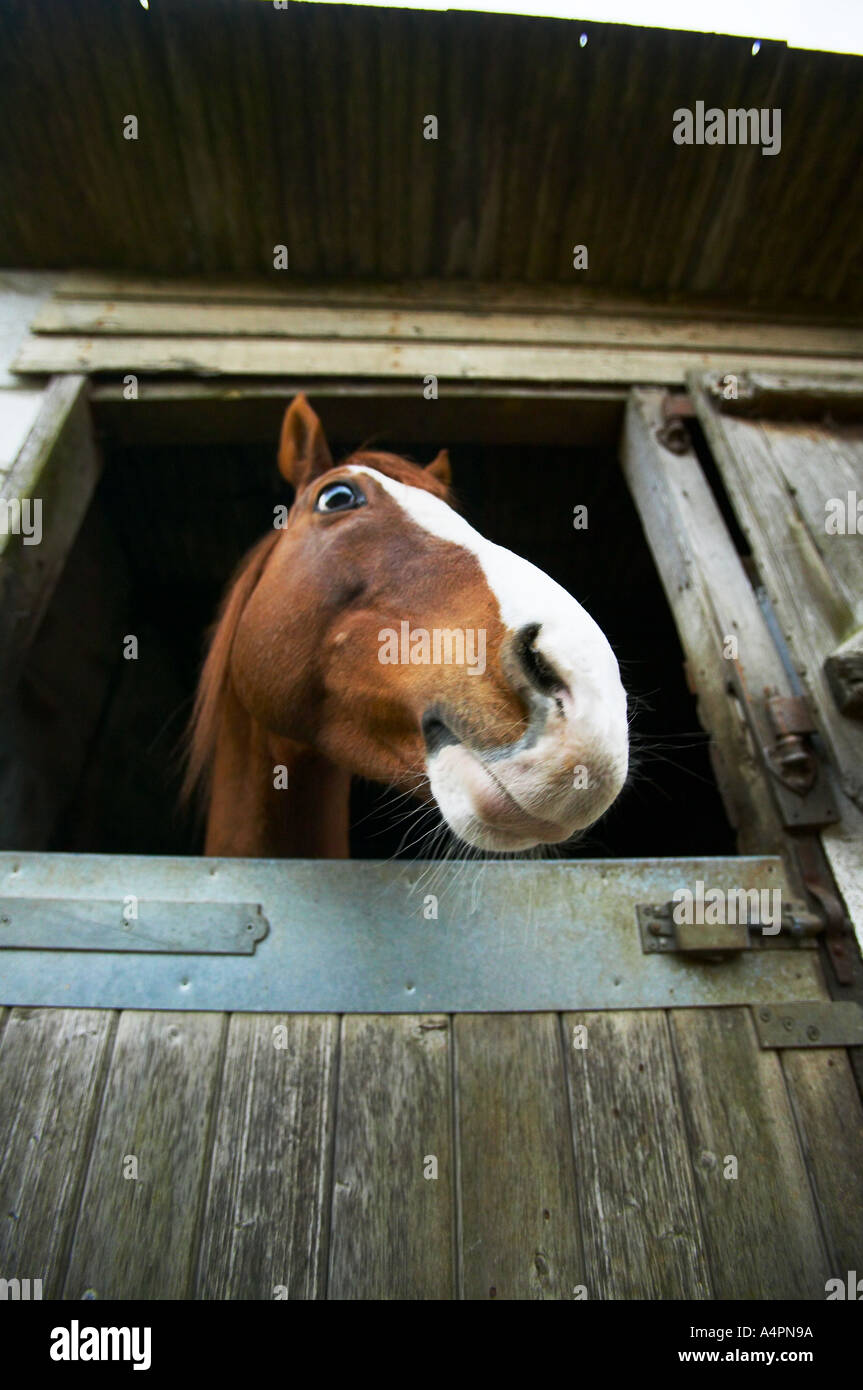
left=670, top=1007, right=832, bottom=1298
left=196, top=1014, right=339, bottom=1300
left=562, top=1010, right=711, bottom=1299
left=781, top=1047, right=863, bottom=1276
left=621, top=389, right=790, bottom=860
left=0, top=1007, right=115, bottom=1298
left=705, top=370, right=863, bottom=418
left=823, top=804, right=863, bottom=953
left=328, top=1016, right=454, bottom=1299
left=691, top=377, right=863, bottom=816
left=824, top=627, right=863, bottom=720
left=12, top=334, right=863, bottom=386
left=454, top=1014, right=584, bottom=1300
left=31, top=296, right=863, bottom=360
left=48, top=272, right=863, bottom=326
left=0, top=375, right=101, bottom=695
left=0, top=505, right=128, bottom=850
left=62, top=1011, right=225, bottom=1299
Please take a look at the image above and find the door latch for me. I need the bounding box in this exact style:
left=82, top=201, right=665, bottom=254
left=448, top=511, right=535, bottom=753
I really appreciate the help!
left=637, top=898, right=823, bottom=960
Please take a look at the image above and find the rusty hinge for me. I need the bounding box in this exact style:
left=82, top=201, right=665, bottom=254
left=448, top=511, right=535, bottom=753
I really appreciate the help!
left=764, top=694, right=819, bottom=795
left=655, top=392, right=695, bottom=453
left=753, top=1001, right=863, bottom=1049
left=793, top=833, right=855, bottom=986
left=726, top=664, right=839, bottom=829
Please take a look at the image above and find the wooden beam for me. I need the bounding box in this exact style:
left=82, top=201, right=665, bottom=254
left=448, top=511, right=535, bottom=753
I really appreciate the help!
left=690, top=373, right=863, bottom=818
left=51, top=272, right=863, bottom=328
left=13, top=334, right=863, bottom=385
left=32, top=297, right=863, bottom=360
left=620, top=389, right=793, bottom=862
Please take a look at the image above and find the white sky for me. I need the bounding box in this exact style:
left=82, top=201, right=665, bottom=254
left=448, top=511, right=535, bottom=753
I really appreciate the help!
left=303, top=0, right=863, bottom=55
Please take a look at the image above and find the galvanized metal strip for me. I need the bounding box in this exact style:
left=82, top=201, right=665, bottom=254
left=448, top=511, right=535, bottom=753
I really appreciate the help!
left=0, top=853, right=829, bottom=1013
left=754, top=1001, right=863, bottom=1049
left=0, top=897, right=268, bottom=954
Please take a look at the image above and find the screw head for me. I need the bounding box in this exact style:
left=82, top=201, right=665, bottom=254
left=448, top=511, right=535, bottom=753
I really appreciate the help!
left=807, top=1025, right=820, bottom=1041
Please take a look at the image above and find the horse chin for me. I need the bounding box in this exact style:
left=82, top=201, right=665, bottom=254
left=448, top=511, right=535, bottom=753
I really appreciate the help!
left=426, top=742, right=606, bottom=853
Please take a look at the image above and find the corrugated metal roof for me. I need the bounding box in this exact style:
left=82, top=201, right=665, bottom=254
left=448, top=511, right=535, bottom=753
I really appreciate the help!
left=1, top=1, right=861, bottom=315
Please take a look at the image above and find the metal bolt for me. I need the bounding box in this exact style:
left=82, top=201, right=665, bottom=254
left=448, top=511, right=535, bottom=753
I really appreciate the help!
left=759, top=1008, right=771, bottom=1021
left=783, top=1017, right=794, bottom=1032
left=807, top=1025, right=820, bottom=1041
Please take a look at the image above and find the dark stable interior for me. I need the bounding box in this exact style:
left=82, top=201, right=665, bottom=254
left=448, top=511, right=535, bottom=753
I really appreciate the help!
left=13, top=436, right=736, bottom=860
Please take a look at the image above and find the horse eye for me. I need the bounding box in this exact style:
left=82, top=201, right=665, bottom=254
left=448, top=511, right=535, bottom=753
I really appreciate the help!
left=315, top=481, right=366, bottom=514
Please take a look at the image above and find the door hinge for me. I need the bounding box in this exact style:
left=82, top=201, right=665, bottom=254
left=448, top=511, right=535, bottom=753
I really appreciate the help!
left=637, top=898, right=822, bottom=961
left=793, top=833, right=855, bottom=986
left=727, top=664, right=839, bottom=829
left=655, top=392, right=695, bottom=454
left=0, top=897, right=270, bottom=954
left=753, top=1001, right=863, bottom=1049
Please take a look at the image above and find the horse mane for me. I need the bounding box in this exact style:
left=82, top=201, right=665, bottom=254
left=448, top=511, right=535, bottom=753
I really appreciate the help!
left=182, top=529, right=281, bottom=809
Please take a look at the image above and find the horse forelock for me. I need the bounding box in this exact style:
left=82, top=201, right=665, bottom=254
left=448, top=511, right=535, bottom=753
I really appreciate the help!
left=339, top=449, right=451, bottom=501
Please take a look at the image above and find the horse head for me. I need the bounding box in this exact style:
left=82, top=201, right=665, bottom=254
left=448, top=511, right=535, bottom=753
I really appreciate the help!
left=188, top=396, right=629, bottom=856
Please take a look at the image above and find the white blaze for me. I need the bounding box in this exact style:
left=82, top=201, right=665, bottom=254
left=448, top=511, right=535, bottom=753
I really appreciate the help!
left=347, top=466, right=629, bottom=850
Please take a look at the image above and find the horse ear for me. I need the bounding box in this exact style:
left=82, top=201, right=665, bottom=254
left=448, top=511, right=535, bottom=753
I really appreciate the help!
left=425, top=448, right=451, bottom=487
left=278, top=395, right=334, bottom=490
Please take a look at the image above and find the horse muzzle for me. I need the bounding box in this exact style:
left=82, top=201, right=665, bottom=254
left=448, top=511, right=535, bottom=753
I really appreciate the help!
left=422, top=675, right=629, bottom=852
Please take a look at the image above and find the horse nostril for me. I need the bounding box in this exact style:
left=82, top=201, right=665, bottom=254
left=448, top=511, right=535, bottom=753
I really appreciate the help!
left=514, top=623, right=567, bottom=697
left=421, top=709, right=459, bottom=757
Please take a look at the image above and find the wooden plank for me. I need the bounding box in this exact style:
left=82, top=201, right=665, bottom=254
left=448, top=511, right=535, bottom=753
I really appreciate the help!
left=691, top=380, right=863, bottom=817
left=196, top=1014, right=339, bottom=1300
left=51, top=272, right=863, bottom=327
left=712, top=370, right=863, bottom=418
left=0, top=1007, right=115, bottom=1298
left=670, top=1007, right=832, bottom=1298
left=823, top=805, right=863, bottom=953
left=62, top=1011, right=225, bottom=1300
left=31, top=297, right=863, bottom=359
left=621, top=389, right=790, bottom=858
left=328, top=1016, right=454, bottom=1299
left=781, top=1047, right=863, bottom=1277
left=13, top=334, right=863, bottom=385
left=0, top=375, right=101, bottom=696
left=774, top=426, right=863, bottom=630
left=454, top=1014, right=584, bottom=1300
left=562, top=1010, right=710, bottom=1299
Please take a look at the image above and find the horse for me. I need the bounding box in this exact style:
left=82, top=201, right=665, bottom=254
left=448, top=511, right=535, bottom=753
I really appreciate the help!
left=185, top=395, right=629, bottom=858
